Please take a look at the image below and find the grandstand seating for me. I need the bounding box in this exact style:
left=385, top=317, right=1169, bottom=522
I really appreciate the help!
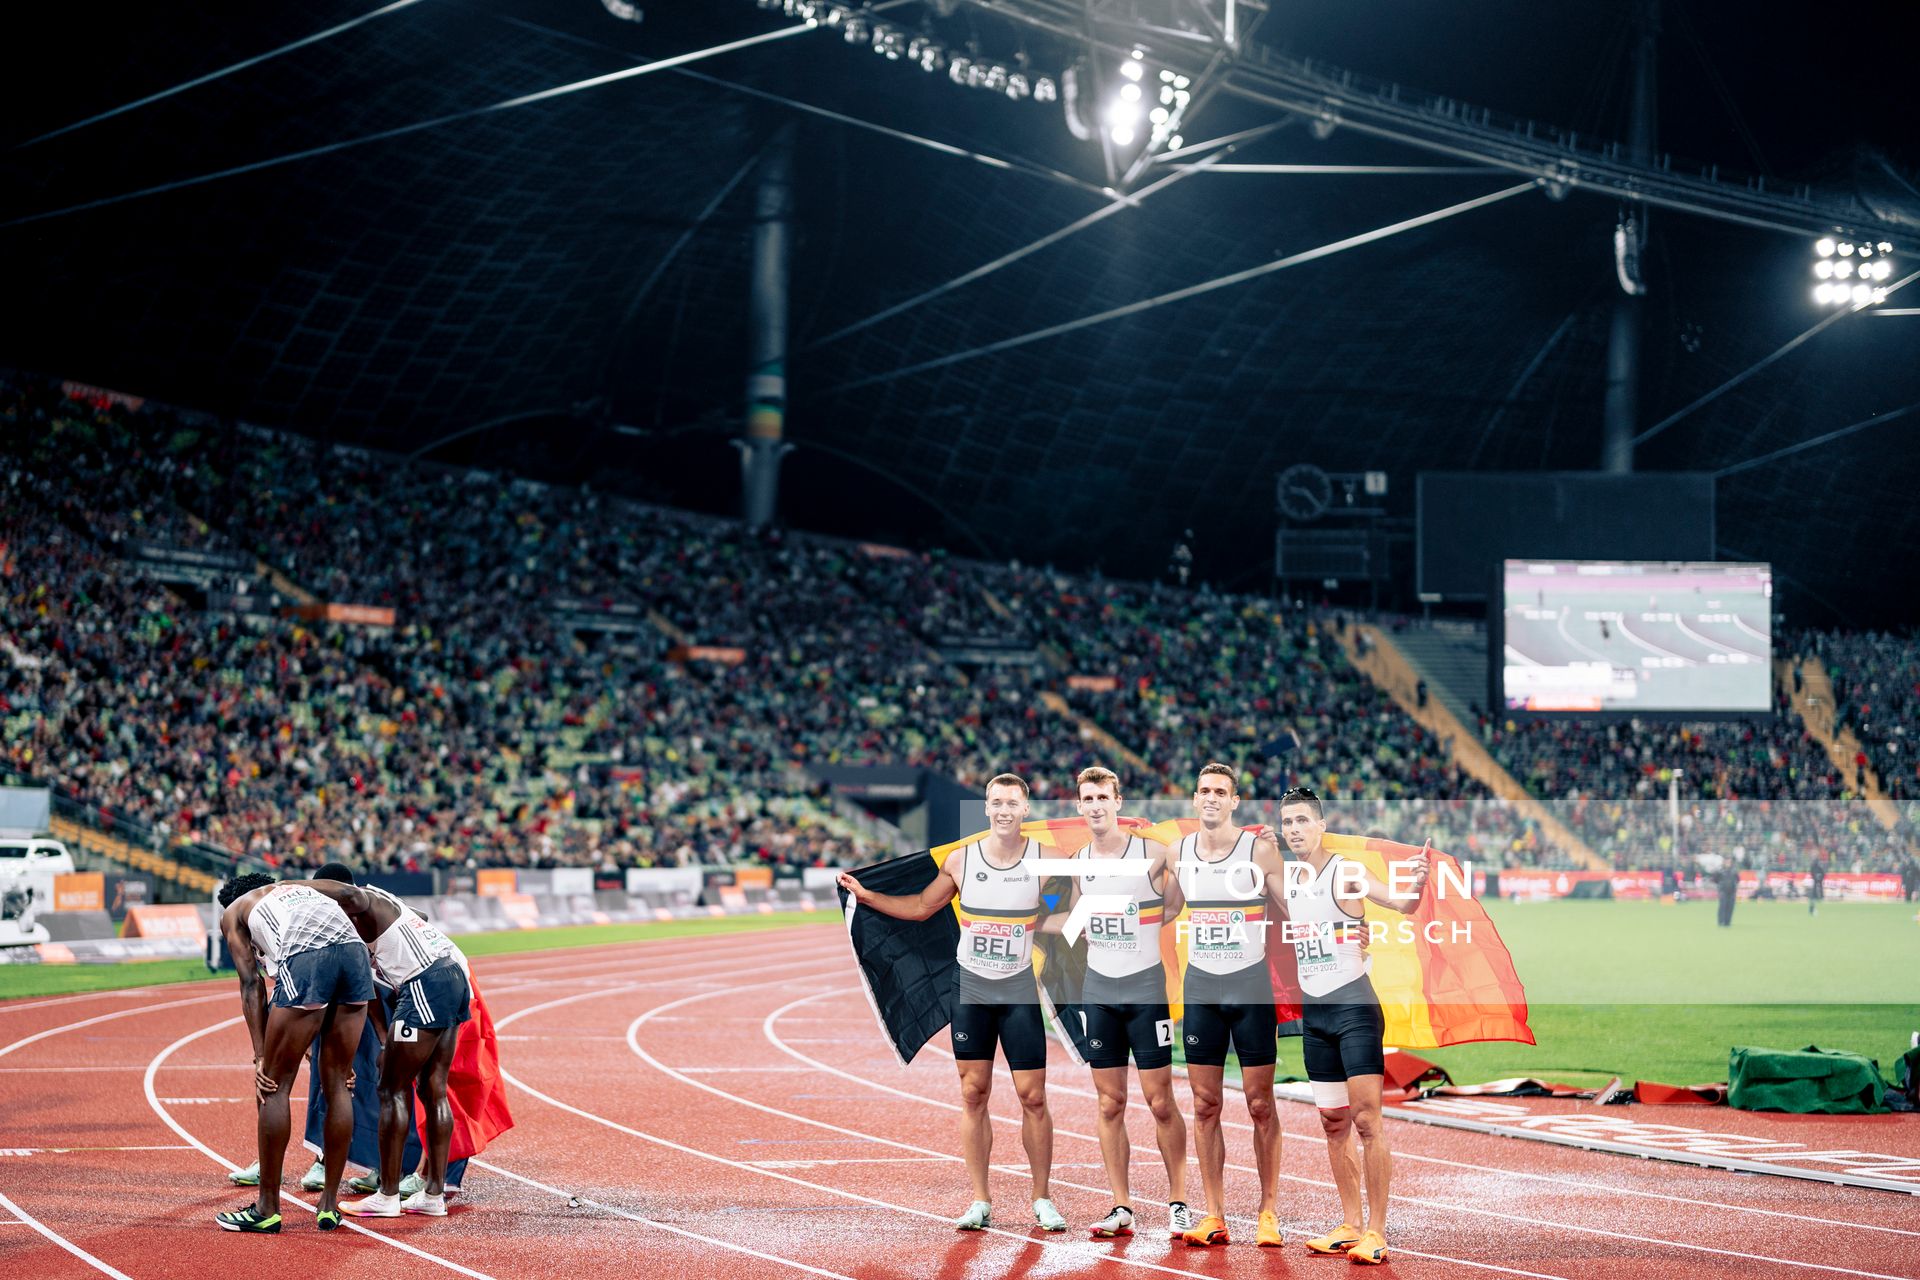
left=6, top=369, right=1913, bottom=883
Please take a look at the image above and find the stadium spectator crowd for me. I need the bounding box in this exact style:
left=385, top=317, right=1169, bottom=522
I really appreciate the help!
left=1804, top=629, right=1918, bottom=801
left=4, top=371, right=1912, bottom=886
left=1482, top=697, right=1904, bottom=874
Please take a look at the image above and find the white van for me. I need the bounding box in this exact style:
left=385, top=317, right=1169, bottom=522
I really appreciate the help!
left=0, top=838, right=76, bottom=877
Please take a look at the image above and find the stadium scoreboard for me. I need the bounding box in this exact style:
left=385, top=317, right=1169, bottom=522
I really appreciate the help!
left=1495, top=560, right=1772, bottom=715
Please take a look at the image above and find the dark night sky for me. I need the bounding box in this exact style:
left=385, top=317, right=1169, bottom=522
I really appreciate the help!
left=2, top=1, right=1916, bottom=627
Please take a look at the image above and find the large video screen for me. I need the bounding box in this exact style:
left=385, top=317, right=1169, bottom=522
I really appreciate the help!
left=1500, top=561, right=1772, bottom=714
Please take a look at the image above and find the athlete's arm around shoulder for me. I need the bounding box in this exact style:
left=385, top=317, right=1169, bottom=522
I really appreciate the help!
left=837, top=849, right=963, bottom=921
left=1251, top=831, right=1292, bottom=916
left=1037, top=847, right=1086, bottom=935
left=1145, top=837, right=1184, bottom=914
left=301, top=877, right=374, bottom=918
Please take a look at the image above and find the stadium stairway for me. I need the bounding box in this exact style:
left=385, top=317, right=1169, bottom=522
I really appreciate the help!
left=48, top=815, right=220, bottom=897
left=1036, top=690, right=1154, bottom=775
left=1388, top=623, right=1488, bottom=728
left=1779, top=655, right=1919, bottom=855
left=1340, top=623, right=1608, bottom=873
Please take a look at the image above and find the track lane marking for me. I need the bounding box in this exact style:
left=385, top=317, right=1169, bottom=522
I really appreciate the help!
left=763, top=987, right=1919, bottom=1279
left=0, top=1187, right=134, bottom=1279
left=500, top=973, right=1265, bottom=1280
left=468, top=1157, right=861, bottom=1279
left=143, top=1015, right=499, bottom=1279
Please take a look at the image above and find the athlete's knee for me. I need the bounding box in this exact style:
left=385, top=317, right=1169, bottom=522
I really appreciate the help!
left=1245, top=1091, right=1276, bottom=1127
left=1145, top=1089, right=1178, bottom=1126
left=1015, top=1086, right=1049, bottom=1118
left=1192, top=1089, right=1223, bottom=1125
left=1317, top=1108, right=1352, bottom=1139
left=1096, top=1091, right=1127, bottom=1124
left=1351, top=1106, right=1384, bottom=1143
left=959, top=1078, right=992, bottom=1112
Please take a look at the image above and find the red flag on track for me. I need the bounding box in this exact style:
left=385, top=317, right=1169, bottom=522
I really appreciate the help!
left=415, top=971, right=515, bottom=1161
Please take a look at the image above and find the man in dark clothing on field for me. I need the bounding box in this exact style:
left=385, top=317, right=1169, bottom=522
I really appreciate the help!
left=1808, top=857, right=1827, bottom=917
left=1715, top=861, right=1740, bottom=928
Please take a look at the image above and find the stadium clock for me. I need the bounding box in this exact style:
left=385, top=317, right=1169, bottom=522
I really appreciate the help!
left=1277, top=463, right=1333, bottom=522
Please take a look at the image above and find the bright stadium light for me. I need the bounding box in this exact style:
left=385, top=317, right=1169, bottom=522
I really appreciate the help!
left=1112, top=125, right=1136, bottom=146
left=1812, top=230, right=1898, bottom=307
left=1120, top=60, right=1143, bottom=82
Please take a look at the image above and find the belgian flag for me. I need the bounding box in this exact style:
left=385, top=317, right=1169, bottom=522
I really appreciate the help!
left=840, top=819, right=1532, bottom=1065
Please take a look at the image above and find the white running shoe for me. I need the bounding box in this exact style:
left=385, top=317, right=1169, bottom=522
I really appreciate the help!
left=227, top=1160, right=260, bottom=1186
left=299, top=1161, right=327, bottom=1192
left=1033, top=1199, right=1068, bottom=1233
left=398, top=1173, right=427, bottom=1197
left=1167, top=1201, right=1198, bottom=1239
left=1090, top=1206, right=1134, bottom=1239
left=955, top=1200, right=992, bottom=1231
left=401, top=1189, right=448, bottom=1217
left=341, top=1191, right=404, bottom=1218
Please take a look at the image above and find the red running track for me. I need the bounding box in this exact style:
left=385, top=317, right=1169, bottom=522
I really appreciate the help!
left=2, top=925, right=1917, bottom=1279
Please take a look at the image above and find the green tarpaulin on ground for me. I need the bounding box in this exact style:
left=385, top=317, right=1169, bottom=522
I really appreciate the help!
left=1728, top=1044, right=1887, bottom=1114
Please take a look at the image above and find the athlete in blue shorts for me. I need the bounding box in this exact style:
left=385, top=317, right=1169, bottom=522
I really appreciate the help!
left=215, top=873, right=375, bottom=1233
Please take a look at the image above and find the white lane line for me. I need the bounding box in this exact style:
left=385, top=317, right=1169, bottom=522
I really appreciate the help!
left=0, top=1145, right=193, bottom=1154
left=499, top=975, right=1256, bottom=1280
left=1554, top=608, right=1614, bottom=664
left=0, top=1065, right=250, bottom=1073
left=1674, top=614, right=1760, bottom=659
left=781, top=989, right=1920, bottom=1271
left=469, top=1158, right=860, bottom=1280
left=468, top=923, right=834, bottom=978
left=912, top=1026, right=1920, bottom=1240
left=0, top=988, right=175, bottom=1015
left=1617, top=615, right=1694, bottom=663
left=0, top=1187, right=134, bottom=1279
left=143, top=1015, right=499, bottom=1279
left=0, top=990, right=231, bottom=1062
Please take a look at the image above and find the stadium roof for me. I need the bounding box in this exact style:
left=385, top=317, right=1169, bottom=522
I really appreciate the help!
left=4, top=0, right=1918, bottom=627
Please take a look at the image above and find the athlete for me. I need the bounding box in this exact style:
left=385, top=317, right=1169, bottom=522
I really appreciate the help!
left=1278, top=786, right=1428, bottom=1266
left=1061, top=767, right=1194, bottom=1240
left=214, top=873, right=375, bottom=1233
left=301, top=865, right=472, bottom=1219
left=838, top=773, right=1067, bottom=1233
left=1175, top=763, right=1291, bottom=1249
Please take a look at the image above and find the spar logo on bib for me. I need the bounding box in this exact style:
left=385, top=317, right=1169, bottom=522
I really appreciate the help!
left=1186, top=907, right=1253, bottom=950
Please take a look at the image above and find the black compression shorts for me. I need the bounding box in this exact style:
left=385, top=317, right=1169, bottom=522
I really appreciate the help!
left=952, top=969, right=1048, bottom=1071
left=1300, top=975, right=1386, bottom=1082
left=1084, top=1003, right=1175, bottom=1071
left=1181, top=966, right=1278, bottom=1069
